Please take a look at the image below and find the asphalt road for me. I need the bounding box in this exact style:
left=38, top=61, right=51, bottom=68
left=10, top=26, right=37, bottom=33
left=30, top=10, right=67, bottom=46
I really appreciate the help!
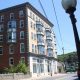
left=35, top=73, right=78, bottom=80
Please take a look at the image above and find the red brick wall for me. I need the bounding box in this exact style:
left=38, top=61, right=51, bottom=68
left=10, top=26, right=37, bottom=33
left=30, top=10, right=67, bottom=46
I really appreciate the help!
left=0, top=5, right=28, bottom=69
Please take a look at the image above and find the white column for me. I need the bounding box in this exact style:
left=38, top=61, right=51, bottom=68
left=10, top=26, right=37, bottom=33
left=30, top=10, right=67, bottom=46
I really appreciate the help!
left=29, top=57, right=33, bottom=76
left=55, top=61, right=58, bottom=73
left=51, top=60, right=54, bottom=75
left=43, top=59, right=46, bottom=75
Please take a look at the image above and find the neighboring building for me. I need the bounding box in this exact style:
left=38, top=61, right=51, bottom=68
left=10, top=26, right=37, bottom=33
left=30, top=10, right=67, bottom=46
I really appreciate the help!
left=0, top=2, right=57, bottom=76
left=57, top=61, right=64, bottom=73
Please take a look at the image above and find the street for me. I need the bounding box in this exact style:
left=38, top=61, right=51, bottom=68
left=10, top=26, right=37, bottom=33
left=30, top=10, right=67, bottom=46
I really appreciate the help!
left=33, top=73, right=78, bottom=80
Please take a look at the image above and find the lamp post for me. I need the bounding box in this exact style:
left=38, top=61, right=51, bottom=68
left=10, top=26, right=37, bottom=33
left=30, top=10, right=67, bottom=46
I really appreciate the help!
left=61, top=0, right=80, bottom=79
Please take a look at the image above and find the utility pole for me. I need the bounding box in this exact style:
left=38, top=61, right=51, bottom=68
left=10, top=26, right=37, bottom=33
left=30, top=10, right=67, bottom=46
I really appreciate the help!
left=62, top=47, right=65, bottom=72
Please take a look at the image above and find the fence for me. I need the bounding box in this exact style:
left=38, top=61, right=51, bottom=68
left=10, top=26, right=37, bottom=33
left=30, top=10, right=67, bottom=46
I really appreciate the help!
left=0, top=73, right=31, bottom=80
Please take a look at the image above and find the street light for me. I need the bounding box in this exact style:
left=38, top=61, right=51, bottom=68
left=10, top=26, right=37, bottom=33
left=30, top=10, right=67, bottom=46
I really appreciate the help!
left=61, top=0, right=80, bottom=79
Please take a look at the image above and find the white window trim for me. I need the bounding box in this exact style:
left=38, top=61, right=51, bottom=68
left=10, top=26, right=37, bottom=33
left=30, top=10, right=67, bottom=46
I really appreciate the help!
left=9, top=57, right=14, bottom=66
left=20, top=20, right=24, bottom=28
left=19, top=10, right=24, bottom=17
left=20, top=31, right=24, bottom=39
left=9, top=44, right=14, bottom=54
left=10, top=13, right=14, bottom=20
left=20, top=43, right=25, bottom=53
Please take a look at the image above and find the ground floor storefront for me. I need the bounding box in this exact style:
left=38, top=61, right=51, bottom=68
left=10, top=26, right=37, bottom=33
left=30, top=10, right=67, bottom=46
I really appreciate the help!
left=29, top=56, right=57, bottom=77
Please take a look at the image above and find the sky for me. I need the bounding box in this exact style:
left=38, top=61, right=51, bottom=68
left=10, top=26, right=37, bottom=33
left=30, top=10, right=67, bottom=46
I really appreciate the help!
left=0, top=0, right=80, bottom=55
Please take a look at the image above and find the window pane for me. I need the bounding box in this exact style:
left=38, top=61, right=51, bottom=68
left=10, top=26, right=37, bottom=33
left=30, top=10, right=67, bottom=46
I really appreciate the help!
left=9, top=58, right=14, bottom=65
left=0, top=35, right=3, bottom=42
left=19, top=10, right=24, bottom=17
left=32, top=44, right=34, bottom=53
left=20, top=43, right=25, bottom=53
left=20, top=20, right=24, bottom=28
left=20, top=31, right=24, bottom=39
left=9, top=45, right=14, bottom=54
left=33, top=64, right=36, bottom=73
left=0, top=24, right=3, bottom=32
left=0, top=47, right=3, bottom=55
left=10, top=13, right=14, bottom=20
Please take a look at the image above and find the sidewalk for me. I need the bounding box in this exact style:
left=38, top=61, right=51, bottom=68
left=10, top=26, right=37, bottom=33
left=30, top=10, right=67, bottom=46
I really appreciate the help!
left=19, top=73, right=67, bottom=80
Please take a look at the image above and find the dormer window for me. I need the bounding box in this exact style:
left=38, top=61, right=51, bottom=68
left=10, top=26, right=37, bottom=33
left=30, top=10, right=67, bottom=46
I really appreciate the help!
left=10, top=13, right=14, bottom=20
left=19, top=10, right=24, bottom=18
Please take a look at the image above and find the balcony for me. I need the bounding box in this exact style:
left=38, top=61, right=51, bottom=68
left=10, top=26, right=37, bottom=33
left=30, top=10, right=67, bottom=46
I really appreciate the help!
left=7, top=28, right=16, bottom=32
left=8, top=39, right=16, bottom=43
left=46, top=35, right=53, bottom=40
left=37, top=40, right=45, bottom=46
left=47, top=44, right=53, bottom=49
left=46, top=28, right=51, bottom=32
left=36, top=21, right=44, bottom=35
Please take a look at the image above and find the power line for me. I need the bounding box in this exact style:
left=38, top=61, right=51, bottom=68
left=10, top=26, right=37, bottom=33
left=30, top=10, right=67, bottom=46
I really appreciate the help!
left=38, top=0, right=48, bottom=19
left=52, top=0, right=64, bottom=47
left=38, top=0, right=63, bottom=54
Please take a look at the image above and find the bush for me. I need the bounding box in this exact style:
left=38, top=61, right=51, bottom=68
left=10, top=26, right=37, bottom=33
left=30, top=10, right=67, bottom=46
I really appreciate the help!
left=4, top=61, right=29, bottom=74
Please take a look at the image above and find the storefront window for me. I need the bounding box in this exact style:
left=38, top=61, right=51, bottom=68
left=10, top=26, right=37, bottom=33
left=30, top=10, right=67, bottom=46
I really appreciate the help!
left=33, top=63, right=37, bottom=73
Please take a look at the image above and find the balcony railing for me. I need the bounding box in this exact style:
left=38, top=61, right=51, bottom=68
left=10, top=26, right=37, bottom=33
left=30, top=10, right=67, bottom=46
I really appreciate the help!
left=8, top=39, right=16, bottom=43
left=36, top=21, right=44, bottom=35
left=47, top=45, right=53, bottom=49
left=46, top=28, right=51, bottom=32
left=37, top=29, right=44, bottom=35
left=37, top=40, right=44, bottom=46
left=46, top=35, right=53, bottom=40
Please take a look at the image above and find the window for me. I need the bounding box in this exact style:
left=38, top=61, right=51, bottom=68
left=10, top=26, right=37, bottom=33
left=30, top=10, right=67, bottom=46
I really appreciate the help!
left=10, top=13, right=14, bottom=20
left=30, top=12, right=32, bottom=18
left=9, top=57, right=14, bottom=66
left=31, top=21, right=33, bottom=28
left=20, top=57, right=25, bottom=63
left=0, top=15, right=4, bottom=22
left=19, top=10, right=24, bottom=17
left=34, top=24, right=35, bottom=30
left=32, top=44, right=34, bottom=53
left=38, top=46, right=45, bottom=54
left=36, top=16, right=38, bottom=21
left=34, top=34, right=36, bottom=40
left=20, top=20, right=24, bottom=28
left=0, top=35, right=3, bottom=42
left=31, top=32, right=34, bottom=40
left=8, top=32, right=16, bottom=42
left=8, top=21, right=16, bottom=28
left=20, top=43, right=25, bottom=53
left=35, top=45, right=37, bottom=53
left=9, top=45, right=14, bottom=54
left=0, top=46, right=3, bottom=55
left=33, top=63, right=37, bottom=73
left=20, top=31, right=24, bottom=39
left=33, top=14, right=35, bottom=20
left=0, top=24, right=3, bottom=32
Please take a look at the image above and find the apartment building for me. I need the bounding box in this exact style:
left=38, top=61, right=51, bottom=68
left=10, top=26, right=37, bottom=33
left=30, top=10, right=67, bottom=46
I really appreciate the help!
left=0, top=2, right=57, bottom=76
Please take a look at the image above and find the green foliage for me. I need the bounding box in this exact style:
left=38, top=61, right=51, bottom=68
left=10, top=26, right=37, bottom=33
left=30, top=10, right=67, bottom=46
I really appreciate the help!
left=4, top=61, right=29, bottom=74
left=58, top=51, right=78, bottom=62
left=16, top=62, right=29, bottom=74
left=58, top=51, right=78, bottom=72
